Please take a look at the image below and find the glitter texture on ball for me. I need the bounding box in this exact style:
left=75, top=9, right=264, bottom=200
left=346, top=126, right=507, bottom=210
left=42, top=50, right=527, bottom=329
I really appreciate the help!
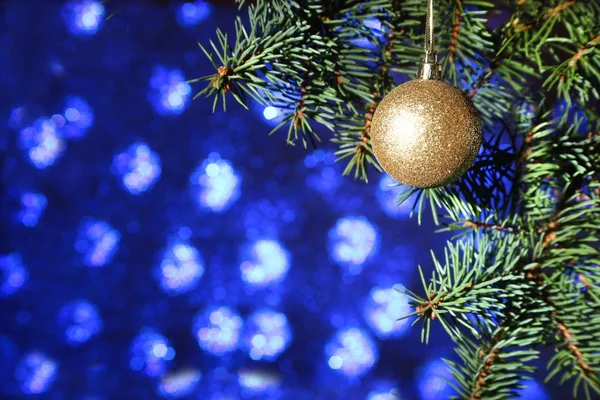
left=370, top=79, right=482, bottom=188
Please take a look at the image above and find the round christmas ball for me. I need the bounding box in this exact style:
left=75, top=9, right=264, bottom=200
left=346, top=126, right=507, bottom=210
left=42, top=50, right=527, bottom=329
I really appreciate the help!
left=370, top=79, right=482, bottom=188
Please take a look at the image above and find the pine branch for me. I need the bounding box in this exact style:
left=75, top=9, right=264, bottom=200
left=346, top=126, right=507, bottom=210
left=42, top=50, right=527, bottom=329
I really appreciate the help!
left=447, top=314, right=545, bottom=400
left=405, top=234, right=548, bottom=399
left=413, top=131, right=600, bottom=398
left=404, top=234, right=531, bottom=343
left=532, top=270, right=600, bottom=398
left=199, top=3, right=600, bottom=396
left=522, top=160, right=600, bottom=398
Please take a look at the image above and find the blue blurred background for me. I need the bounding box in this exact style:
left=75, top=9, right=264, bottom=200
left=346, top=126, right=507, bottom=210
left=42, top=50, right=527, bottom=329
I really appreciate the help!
left=0, top=1, right=556, bottom=399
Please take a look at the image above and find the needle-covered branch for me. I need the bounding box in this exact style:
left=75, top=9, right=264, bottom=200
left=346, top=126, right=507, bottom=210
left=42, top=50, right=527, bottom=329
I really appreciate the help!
left=403, top=235, right=532, bottom=343
left=199, top=1, right=600, bottom=398
left=544, top=272, right=600, bottom=398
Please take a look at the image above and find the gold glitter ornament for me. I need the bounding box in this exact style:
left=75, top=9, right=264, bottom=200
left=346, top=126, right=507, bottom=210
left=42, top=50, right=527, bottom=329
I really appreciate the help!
left=370, top=0, right=482, bottom=188
left=370, top=79, right=482, bottom=188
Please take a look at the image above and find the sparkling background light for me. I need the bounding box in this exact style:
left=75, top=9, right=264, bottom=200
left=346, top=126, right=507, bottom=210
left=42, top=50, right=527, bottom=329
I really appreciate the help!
left=325, top=327, right=379, bottom=377
left=148, top=66, right=192, bottom=115
left=157, top=368, right=201, bottom=399
left=263, top=106, right=279, bottom=121
left=0, top=253, right=28, bottom=297
left=190, top=153, right=241, bottom=213
left=15, top=352, right=58, bottom=395
left=367, top=390, right=399, bottom=400
left=62, top=96, right=94, bottom=139
left=376, top=174, right=414, bottom=219
left=156, top=240, right=204, bottom=295
left=238, top=369, right=281, bottom=393
left=350, top=17, right=384, bottom=49
left=18, top=192, right=47, bottom=227
left=328, top=216, right=379, bottom=274
left=242, top=309, right=292, bottom=361
left=366, top=381, right=401, bottom=400
left=112, top=142, right=162, bottom=195
left=192, top=306, right=243, bottom=355
left=257, top=103, right=287, bottom=128
left=19, top=118, right=66, bottom=169
left=75, top=219, right=121, bottom=267
left=417, top=359, right=456, bottom=400
left=175, top=1, right=212, bottom=27
left=62, top=0, right=105, bottom=36
left=130, top=329, right=176, bottom=377
left=240, top=239, right=290, bottom=287
left=363, top=286, right=411, bottom=339
left=57, top=300, right=103, bottom=346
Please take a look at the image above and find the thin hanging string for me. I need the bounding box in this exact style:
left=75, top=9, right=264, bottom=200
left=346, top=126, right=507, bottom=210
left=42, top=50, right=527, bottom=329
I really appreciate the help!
left=424, top=0, right=435, bottom=57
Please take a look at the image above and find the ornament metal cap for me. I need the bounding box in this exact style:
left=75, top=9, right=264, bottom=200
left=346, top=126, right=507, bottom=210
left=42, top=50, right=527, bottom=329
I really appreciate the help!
left=417, top=52, right=442, bottom=80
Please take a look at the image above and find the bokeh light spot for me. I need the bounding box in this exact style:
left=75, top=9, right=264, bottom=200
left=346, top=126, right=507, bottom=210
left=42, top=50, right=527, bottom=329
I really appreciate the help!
left=417, top=359, right=455, bottom=400
left=262, top=106, right=280, bottom=121
left=192, top=306, right=243, bottom=355
left=0, top=253, right=28, bottom=297
left=75, top=219, right=121, bottom=267
left=175, top=1, right=212, bottom=27
left=19, top=118, right=66, bottom=169
left=130, top=328, right=176, bottom=377
left=328, top=216, right=378, bottom=274
left=350, top=18, right=384, bottom=49
left=148, top=66, right=191, bottom=115
left=112, top=142, right=162, bottom=195
left=367, top=390, right=399, bottom=400
left=190, top=153, right=241, bottom=212
left=18, top=192, right=47, bottom=227
left=242, top=309, right=291, bottom=361
left=376, top=174, right=414, bottom=219
left=325, top=327, right=378, bottom=377
left=62, top=96, right=94, bottom=139
left=240, top=239, right=290, bottom=287
left=366, top=381, right=401, bottom=400
left=62, top=0, right=105, bottom=36
left=238, top=369, right=281, bottom=393
left=156, top=240, right=204, bottom=295
left=15, top=352, right=57, bottom=394
left=57, top=300, right=103, bottom=346
left=157, top=368, right=201, bottom=399
left=363, top=286, right=411, bottom=339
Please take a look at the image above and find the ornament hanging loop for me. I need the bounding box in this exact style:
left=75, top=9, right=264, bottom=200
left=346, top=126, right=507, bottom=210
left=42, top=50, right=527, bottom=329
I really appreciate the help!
left=417, top=0, right=442, bottom=80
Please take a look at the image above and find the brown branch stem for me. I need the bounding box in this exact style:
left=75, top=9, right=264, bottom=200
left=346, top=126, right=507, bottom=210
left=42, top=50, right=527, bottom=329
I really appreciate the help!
left=448, top=3, right=462, bottom=62
left=469, top=328, right=505, bottom=400
left=294, top=61, right=312, bottom=128
left=464, top=220, right=522, bottom=233
left=568, top=34, right=600, bottom=68
left=525, top=267, right=594, bottom=376
left=556, top=322, right=592, bottom=373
